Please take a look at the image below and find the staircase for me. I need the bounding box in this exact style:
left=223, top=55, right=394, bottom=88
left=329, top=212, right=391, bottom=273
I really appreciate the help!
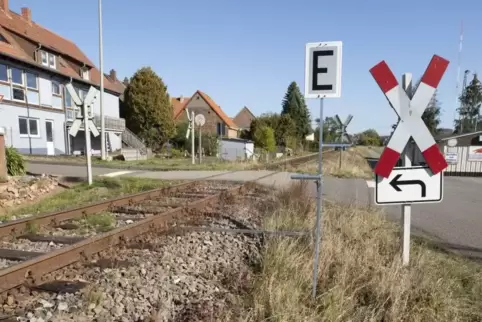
left=122, top=128, right=147, bottom=155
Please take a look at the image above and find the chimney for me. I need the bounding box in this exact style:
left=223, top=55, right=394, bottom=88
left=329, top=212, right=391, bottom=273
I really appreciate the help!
left=109, top=69, right=117, bottom=81
left=0, top=0, right=8, bottom=15
left=21, top=7, right=31, bottom=23
left=179, top=95, right=184, bottom=103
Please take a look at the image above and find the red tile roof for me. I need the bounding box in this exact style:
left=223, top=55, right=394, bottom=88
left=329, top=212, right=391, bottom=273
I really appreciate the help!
left=174, top=90, right=238, bottom=129
left=0, top=10, right=94, bottom=66
left=171, top=96, right=188, bottom=117
left=0, top=7, right=123, bottom=95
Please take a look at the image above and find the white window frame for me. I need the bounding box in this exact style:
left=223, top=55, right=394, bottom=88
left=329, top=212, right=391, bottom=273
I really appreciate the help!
left=11, top=67, right=23, bottom=86
left=18, top=117, right=40, bottom=138
left=48, top=53, right=56, bottom=69
left=25, top=71, right=38, bottom=89
left=41, top=51, right=48, bottom=66
left=52, top=80, right=61, bottom=96
left=81, top=69, right=90, bottom=81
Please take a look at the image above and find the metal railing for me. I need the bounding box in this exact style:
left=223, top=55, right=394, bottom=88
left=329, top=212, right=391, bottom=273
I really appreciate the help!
left=122, top=127, right=147, bottom=154
left=66, top=113, right=126, bottom=132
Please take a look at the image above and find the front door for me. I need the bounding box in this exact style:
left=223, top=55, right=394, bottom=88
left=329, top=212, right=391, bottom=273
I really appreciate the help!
left=45, top=120, right=54, bottom=156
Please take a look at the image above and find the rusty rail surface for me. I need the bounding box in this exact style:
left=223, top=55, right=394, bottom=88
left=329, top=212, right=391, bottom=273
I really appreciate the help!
left=0, top=154, right=322, bottom=293
left=1, top=153, right=320, bottom=238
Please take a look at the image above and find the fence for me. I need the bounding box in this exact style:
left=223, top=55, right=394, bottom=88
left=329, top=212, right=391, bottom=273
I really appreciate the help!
left=443, top=146, right=482, bottom=177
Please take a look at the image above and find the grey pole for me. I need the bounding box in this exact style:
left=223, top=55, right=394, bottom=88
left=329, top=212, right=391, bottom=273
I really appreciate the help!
left=98, top=0, right=106, bottom=160
left=83, top=102, right=93, bottom=185
left=312, top=97, right=324, bottom=299
left=191, top=111, right=195, bottom=164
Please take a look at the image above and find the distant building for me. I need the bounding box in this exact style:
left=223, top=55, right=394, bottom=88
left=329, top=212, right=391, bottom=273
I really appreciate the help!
left=172, top=90, right=239, bottom=138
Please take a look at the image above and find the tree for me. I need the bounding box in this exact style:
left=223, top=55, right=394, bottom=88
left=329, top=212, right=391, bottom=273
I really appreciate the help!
left=454, top=73, right=482, bottom=134
left=281, top=81, right=311, bottom=139
left=123, top=67, right=176, bottom=150
left=358, top=129, right=382, bottom=146
left=249, top=113, right=297, bottom=147
left=253, top=125, right=276, bottom=152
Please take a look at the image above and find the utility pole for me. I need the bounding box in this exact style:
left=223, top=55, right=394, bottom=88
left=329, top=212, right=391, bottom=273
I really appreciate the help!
left=99, top=0, right=106, bottom=160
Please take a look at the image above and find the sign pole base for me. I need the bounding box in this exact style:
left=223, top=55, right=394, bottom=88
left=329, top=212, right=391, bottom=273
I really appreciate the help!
left=401, top=204, right=411, bottom=266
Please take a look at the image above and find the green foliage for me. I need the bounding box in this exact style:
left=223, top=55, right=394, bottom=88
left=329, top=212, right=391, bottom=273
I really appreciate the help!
left=357, top=129, right=382, bottom=146
left=123, top=67, right=176, bottom=150
left=281, top=81, right=311, bottom=139
left=171, top=122, right=189, bottom=149
left=254, top=125, right=276, bottom=152
left=6, top=146, right=25, bottom=176
left=313, top=117, right=339, bottom=144
left=250, top=113, right=297, bottom=147
left=455, top=73, right=482, bottom=134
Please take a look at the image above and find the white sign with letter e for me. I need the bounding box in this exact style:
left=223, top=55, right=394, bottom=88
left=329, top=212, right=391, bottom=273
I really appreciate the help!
left=304, top=41, right=342, bottom=99
left=375, top=166, right=443, bottom=205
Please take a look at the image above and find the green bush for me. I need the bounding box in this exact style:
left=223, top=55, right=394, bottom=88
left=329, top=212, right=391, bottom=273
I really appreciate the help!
left=6, top=147, right=25, bottom=176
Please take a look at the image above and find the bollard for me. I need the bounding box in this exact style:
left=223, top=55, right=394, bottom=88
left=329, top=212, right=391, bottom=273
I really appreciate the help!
left=0, top=127, right=7, bottom=182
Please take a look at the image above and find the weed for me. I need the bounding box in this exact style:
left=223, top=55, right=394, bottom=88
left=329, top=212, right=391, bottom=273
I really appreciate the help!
left=82, top=212, right=115, bottom=232
left=25, top=222, right=39, bottom=234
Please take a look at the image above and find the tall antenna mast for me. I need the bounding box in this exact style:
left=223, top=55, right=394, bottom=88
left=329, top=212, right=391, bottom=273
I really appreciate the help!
left=454, top=21, right=464, bottom=128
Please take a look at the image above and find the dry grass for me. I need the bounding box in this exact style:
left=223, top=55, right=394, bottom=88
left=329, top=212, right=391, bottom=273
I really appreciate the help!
left=234, top=183, right=482, bottom=322
left=289, top=148, right=374, bottom=179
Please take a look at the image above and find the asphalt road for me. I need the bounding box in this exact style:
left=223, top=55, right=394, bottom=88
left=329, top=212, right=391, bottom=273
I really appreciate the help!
left=26, top=162, right=482, bottom=259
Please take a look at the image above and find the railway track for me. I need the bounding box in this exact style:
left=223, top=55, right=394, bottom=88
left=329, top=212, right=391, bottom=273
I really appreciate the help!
left=0, top=153, right=322, bottom=321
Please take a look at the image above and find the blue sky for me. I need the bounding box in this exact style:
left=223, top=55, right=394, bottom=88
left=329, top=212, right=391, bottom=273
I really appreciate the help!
left=10, top=0, right=482, bottom=135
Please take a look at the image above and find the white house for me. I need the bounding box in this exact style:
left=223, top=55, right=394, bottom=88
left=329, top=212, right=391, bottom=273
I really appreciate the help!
left=0, top=2, right=134, bottom=156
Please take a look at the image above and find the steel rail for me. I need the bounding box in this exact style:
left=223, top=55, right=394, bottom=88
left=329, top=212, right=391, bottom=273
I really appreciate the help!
left=0, top=171, right=278, bottom=293
left=0, top=153, right=319, bottom=238
left=0, top=154, right=322, bottom=293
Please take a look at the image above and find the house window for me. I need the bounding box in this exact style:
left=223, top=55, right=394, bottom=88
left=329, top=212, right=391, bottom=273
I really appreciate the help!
left=52, top=81, right=61, bottom=96
left=49, top=54, right=56, bottom=69
left=217, top=122, right=226, bottom=136
left=18, top=117, right=39, bottom=137
left=0, top=64, right=7, bottom=82
left=41, top=51, right=56, bottom=69
left=41, top=51, right=48, bottom=66
left=0, top=33, right=8, bottom=43
left=26, top=72, right=37, bottom=89
left=12, top=88, right=25, bottom=101
left=11, top=67, right=23, bottom=85
left=81, top=69, right=89, bottom=80
left=65, top=89, right=72, bottom=107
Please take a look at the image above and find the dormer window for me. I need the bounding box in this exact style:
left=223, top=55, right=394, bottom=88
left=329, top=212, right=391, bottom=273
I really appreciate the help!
left=40, top=51, right=56, bottom=69
left=0, top=33, right=8, bottom=43
left=81, top=68, right=90, bottom=81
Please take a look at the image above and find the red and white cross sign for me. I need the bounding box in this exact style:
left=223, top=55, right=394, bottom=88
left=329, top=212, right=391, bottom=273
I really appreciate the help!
left=370, top=55, right=449, bottom=178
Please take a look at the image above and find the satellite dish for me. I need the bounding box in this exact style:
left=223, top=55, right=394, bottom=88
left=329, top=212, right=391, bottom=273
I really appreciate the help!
left=195, top=114, right=205, bottom=126
left=447, top=138, right=457, bottom=147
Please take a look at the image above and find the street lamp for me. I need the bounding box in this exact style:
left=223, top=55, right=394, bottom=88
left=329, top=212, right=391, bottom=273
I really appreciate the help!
left=98, top=0, right=106, bottom=160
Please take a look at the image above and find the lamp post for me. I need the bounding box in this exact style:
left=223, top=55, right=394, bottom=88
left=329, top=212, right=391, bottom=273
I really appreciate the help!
left=98, top=0, right=106, bottom=160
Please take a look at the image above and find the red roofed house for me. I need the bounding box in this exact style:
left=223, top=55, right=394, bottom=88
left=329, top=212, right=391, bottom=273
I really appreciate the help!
left=0, top=1, right=136, bottom=155
left=172, top=90, right=238, bottom=138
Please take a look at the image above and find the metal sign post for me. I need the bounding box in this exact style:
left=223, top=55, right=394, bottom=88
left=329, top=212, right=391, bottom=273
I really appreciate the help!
left=369, top=55, right=449, bottom=266
left=67, top=84, right=99, bottom=185
left=292, top=40, right=343, bottom=299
